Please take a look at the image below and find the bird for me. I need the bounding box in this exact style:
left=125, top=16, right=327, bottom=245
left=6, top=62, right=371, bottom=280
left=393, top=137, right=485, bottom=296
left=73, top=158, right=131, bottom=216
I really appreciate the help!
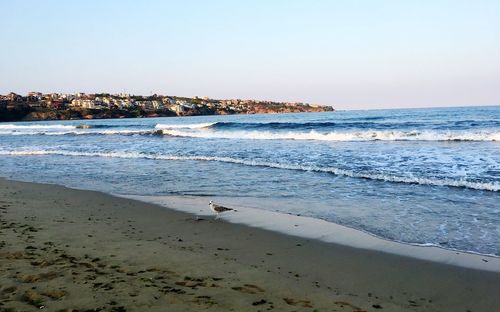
left=209, top=201, right=235, bottom=219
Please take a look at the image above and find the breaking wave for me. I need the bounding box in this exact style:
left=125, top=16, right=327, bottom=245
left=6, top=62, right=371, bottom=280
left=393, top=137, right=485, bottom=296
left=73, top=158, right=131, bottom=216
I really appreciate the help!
left=1, top=149, right=498, bottom=192
left=0, top=129, right=155, bottom=136
left=1, top=121, right=498, bottom=141
left=0, top=124, right=76, bottom=130
left=159, top=128, right=500, bottom=142
left=0, top=122, right=214, bottom=136
left=0, top=123, right=155, bottom=136
left=154, top=122, right=217, bottom=129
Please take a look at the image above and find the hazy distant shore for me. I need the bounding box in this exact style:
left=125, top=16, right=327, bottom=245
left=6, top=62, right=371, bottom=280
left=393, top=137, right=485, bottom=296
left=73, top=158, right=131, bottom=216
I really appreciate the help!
left=1, top=177, right=499, bottom=311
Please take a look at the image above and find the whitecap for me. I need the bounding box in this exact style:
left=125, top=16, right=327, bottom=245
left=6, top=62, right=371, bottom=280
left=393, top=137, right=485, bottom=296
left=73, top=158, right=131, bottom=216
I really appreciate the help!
left=1, top=149, right=498, bottom=192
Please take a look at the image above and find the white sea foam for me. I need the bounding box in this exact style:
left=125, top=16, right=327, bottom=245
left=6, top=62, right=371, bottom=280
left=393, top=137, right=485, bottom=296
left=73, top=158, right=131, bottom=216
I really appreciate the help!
left=154, top=122, right=217, bottom=129
left=1, top=149, right=498, bottom=191
left=0, top=129, right=152, bottom=136
left=0, top=122, right=213, bottom=135
left=159, top=128, right=500, bottom=142
left=60, top=129, right=150, bottom=136
left=0, top=124, right=78, bottom=136
left=1, top=122, right=498, bottom=141
left=0, top=124, right=76, bottom=130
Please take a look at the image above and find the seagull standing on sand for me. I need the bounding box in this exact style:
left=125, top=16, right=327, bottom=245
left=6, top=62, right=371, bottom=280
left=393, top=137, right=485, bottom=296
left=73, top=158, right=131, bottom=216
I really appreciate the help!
left=209, top=201, right=235, bottom=219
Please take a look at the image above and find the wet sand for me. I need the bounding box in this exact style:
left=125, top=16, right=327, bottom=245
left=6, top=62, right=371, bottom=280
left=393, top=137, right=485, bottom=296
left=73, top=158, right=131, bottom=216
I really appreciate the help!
left=0, top=178, right=499, bottom=312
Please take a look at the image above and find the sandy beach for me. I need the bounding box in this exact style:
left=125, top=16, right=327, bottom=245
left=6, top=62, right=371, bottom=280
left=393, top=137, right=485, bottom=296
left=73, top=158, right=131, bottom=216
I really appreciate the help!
left=1, top=178, right=499, bottom=312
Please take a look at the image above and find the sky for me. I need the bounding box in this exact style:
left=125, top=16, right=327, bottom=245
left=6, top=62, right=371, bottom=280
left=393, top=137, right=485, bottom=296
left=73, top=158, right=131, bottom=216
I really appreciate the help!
left=1, top=0, right=499, bottom=110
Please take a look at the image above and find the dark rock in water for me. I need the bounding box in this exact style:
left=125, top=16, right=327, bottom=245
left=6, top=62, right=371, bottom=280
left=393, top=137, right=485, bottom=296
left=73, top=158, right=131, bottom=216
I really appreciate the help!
left=372, top=304, right=383, bottom=309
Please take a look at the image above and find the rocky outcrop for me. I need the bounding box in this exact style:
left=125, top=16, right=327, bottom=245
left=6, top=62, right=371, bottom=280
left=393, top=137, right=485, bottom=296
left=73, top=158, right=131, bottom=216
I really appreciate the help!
left=1, top=104, right=333, bottom=122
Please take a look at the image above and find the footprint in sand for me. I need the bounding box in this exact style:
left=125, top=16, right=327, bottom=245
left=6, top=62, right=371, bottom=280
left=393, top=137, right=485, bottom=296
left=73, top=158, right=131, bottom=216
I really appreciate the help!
left=231, top=284, right=265, bottom=294
left=16, top=271, right=59, bottom=283
left=334, top=301, right=365, bottom=311
left=41, top=289, right=67, bottom=300
left=284, top=297, right=313, bottom=308
left=175, top=276, right=208, bottom=288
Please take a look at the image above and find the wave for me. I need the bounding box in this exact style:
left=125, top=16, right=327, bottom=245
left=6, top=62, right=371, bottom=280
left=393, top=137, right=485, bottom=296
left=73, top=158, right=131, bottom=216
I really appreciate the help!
left=159, top=128, right=500, bottom=142
left=0, top=124, right=76, bottom=130
left=1, top=149, right=498, bottom=192
left=156, top=120, right=433, bottom=131
left=1, top=121, right=498, bottom=141
left=161, top=120, right=500, bottom=131
left=0, top=122, right=214, bottom=135
left=208, top=121, right=428, bottom=130
left=75, top=124, right=146, bottom=129
left=154, top=122, right=217, bottom=129
left=0, top=129, right=156, bottom=136
left=0, top=122, right=215, bottom=136
left=1, top=126, right=498, bottom=142
left=0, top=121, right=159, bottom=136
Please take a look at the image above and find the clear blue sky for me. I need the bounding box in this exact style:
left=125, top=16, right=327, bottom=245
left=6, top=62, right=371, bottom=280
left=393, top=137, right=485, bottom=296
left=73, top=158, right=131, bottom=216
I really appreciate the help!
left=1, top=0, right=499, bottom=109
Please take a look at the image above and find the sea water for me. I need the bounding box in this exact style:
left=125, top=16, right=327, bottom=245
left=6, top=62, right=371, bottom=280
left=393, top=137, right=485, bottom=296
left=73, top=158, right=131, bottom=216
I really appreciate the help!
left=0, top=106, right=498, bottom=256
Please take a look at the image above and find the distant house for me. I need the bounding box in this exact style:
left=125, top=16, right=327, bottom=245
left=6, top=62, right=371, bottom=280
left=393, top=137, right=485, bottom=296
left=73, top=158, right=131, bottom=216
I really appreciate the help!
left=49, top=93, right=61, bottom=100
left=71, top=99, right=97, bottom=109
left=7, top=92, right=23, bottom=102
left=136, top=101, right=163, bottom=111
left=172, top=102, right=196, bottom=114
left=59, top=93, right=74, bottom=101
left=102, top=97, right=114, bottom=106
left=46, top=100, right=65, bottom=109
left=171, top=104, right=186, bottom=114
left=27, top=91, right=42, bottom=97
left=153, top=100, right=164, bottom=110
left=27, top=91, right=42, bottom=102
left=162, top=97, right=176, bottom=105
left=117, top=99, right=133, bottom=108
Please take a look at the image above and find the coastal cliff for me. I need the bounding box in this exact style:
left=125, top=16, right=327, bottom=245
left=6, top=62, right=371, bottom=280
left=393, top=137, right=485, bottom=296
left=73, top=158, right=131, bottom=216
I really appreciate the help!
left=0, top=92, right=334, bottom=122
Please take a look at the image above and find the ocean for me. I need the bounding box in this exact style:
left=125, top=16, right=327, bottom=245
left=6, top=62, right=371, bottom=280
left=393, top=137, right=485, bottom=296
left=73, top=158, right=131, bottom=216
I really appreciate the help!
left=0, top=106, right=499, bottom=256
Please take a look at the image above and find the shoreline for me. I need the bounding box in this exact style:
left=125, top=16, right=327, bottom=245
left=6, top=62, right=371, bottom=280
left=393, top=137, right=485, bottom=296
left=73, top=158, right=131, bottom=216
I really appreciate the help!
left=3, top=174, right=498, bottom=265
left=1, top=177, right=500, bottom=311
left=120, top=194, right=500, bottom=271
